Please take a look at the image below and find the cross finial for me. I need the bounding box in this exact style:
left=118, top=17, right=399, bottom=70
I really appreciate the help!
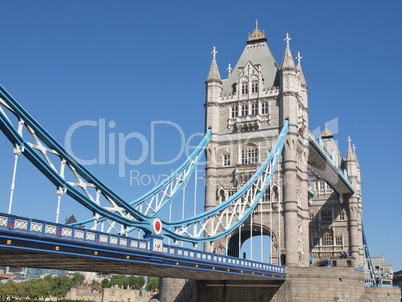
left=352, top=144, right=356, bottom=153
left=284, top=33, right=291, bottom=46
left=211, top=46, right=218, bottom=59
left=227, top=63, right=232, bottom=77
left=296, top=52, right=302, bottom=65
left=256, top=20, right=259, bottom=29
left=347, top=136, right=352, bottom=147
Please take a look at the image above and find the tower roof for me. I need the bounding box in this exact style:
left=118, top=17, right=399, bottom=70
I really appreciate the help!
left=221, top=23, right=279, bottom=94
left=206, top=46, right=222, bottom=83
left=281, top=33, right=296, bottom=69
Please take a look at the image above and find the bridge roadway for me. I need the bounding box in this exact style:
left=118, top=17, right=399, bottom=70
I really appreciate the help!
left=0, top=213, right=285, bottom=281
left=308, top=129, right=355, bottom=195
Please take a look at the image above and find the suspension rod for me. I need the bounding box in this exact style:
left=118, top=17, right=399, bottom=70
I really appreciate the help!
left=8, top=147, right=20, bottom=214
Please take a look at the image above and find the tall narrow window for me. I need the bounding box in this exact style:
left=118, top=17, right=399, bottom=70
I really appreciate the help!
left=223, top=154, right=231, bottom=166
left=242, top=83, right=248, bottom=94
left=339, top=210, right=346, bottom=221
left=261, top=102, right=269, bottom=114
left=320, top=181, right=325, bottom=191
left=262, top=187, right=270, bottom=202
left=241, top=105, right=248, bottom=116
left=231, top=106, right=238, bottom=118
left=242, top=145, right=258, bottom=164
left=252, top=81, right=258, bottom=93
left=336, top=235, right=343, bottom=246
left=251, top=103, right=257, bottom=115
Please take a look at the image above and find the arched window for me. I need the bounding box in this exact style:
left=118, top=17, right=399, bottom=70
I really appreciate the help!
left=242, top=83, right=248, bottom=94
left=241, top=105, right=248, bottom=116
left=231, top=106, right=238, bottom=118
left=241, top=145, right=258, bottom=164
left=251, top=103, right=257, bottom=115
left=339, top=210, right=346, bottom=221
left=251, top=81, right=258, bottom=93
left=320, top=208, right=332, bottom=222
left=309, top=212, right=315, bottom=222
left=223, top=154, right=231, bottom=166
left=262, top=186, right=270, bottom=202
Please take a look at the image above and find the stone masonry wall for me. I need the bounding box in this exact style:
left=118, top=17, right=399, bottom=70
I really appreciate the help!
left=192, top=267, right=401, bottom=302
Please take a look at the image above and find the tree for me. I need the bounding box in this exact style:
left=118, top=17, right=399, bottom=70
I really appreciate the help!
left=146, top=277, right=159, bottom=292
left=15, top=281, right=29, bottom=300
left=137, top=276, right=145, bottom=289
left=127, top=275, right=146, bottom=290
left=3, top=280, right=16, bottom=300
left=49, top=275, right=74, bottom=299
left=110, top=274, right=129, bottom=289
left=101, top=278, right=111, bottom=288
left=72, top=272, right=85, bottom=284
left=28, top=279, right=51, bottom=300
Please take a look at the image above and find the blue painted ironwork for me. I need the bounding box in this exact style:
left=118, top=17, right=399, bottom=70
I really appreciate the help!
left=0, top=84, right=210, bottom=236
left=162, top=120, right=289, bottom=243
left=363, top=226, right=376, bottom=287
left=0, top=213, right=286, bottom=280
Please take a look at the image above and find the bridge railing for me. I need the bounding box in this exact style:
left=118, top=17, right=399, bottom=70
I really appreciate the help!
left=308, top=129, right=354, bottom=192
left=0, top=213, right=285, bottom=276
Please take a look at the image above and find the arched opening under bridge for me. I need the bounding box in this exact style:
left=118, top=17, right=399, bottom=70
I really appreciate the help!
left=225, top=223, right=281, bottom=265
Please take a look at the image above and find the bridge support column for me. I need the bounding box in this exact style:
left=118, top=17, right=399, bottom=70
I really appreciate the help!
left=158, top=278, right=196, bottom=302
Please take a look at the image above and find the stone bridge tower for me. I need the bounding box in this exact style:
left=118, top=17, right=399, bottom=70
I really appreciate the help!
left=204, top=22, right=310, bottom=267
left=204, top=22, right=363, bottom=268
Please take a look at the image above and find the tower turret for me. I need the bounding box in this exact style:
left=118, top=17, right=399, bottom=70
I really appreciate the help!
left=280, top=33, right=302, bottom=267
left=345, top=137, right=363, bottom=266
left=205, top=46, right=222, bottom=134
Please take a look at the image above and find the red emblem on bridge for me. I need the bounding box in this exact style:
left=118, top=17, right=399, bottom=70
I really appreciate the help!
left=153, top=217, right=162, bottom=235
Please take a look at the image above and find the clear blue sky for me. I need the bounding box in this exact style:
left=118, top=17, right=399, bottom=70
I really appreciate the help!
left=0, top=1, right=401, bottom=270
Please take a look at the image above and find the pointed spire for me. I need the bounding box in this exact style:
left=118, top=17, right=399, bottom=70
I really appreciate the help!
left=206, top=46, right=222, bottom=82
left=281, top=33, right=296, bottom=69
left=296, top=52, right=307, bottom=87
left=346, top=136, right=357, bottom=162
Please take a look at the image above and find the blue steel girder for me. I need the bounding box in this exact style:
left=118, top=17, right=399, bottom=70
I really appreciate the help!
left=308, top=130, right=355, bottom=195
left=0, top=84, right=209, bottom=235
left=161, top=120, right=289, bottom=243
left=0, top=213, right=286, bottom=281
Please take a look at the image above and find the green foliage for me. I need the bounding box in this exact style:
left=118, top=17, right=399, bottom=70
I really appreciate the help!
left=146, top=276, right=159, bottom=292
left=127, top=275, right=145, bottom=290
left=110, top=274, right=130, bottom=289
left=72, top=273, right=85, bottom=285
left=48, top=275, right=74, bottom=299
left=399, top=280, right=402, bottom=288
left=27, top=279, right=51, bottom=300
left=101, top=278, right=111, bottom=288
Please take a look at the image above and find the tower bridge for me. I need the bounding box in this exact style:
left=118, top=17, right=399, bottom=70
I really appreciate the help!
left=0, top=22, right=400, bottom=301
